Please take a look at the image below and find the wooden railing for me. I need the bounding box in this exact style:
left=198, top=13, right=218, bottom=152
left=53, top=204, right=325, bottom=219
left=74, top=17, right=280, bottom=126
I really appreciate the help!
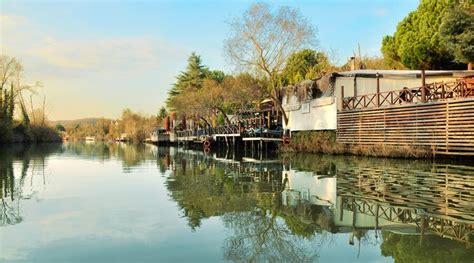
left=176, top=123, right=282, bottom=140
left=214, top=124, right=240, bottom=135
left=342, top=78, right=474, bottom=111
left=176, top=124, right=240, bottom=139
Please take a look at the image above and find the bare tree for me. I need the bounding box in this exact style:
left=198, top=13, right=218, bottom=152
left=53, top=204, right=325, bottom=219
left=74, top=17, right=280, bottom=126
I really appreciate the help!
left=224, top=3, right=317, bottom=124
left=0, top=55, right=22, bottom=91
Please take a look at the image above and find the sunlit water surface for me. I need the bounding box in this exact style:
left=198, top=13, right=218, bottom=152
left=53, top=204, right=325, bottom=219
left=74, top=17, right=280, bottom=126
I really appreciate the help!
left=0, top=143, right=473, bottom=262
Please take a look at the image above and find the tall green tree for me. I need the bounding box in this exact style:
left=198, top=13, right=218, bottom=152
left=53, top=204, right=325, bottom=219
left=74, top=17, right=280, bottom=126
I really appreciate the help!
left=166, top=52, right=207, bottom=110
left=440, top=6, right=474, bottom=69
left=381, top=0, right=465, bottom=69
left=280, top=49, right=330, bottom=86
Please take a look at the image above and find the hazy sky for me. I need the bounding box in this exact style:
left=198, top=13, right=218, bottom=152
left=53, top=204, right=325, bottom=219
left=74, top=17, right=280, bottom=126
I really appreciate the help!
left=1, top=0, right=418, bottom=120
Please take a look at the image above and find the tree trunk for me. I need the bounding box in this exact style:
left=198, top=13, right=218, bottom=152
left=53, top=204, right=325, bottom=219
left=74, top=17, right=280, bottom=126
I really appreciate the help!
left=468, top=62, right=473, bottom=70
left=199, top=116, right=212, bottom=128
left=276, top=100, right=288, bottom=126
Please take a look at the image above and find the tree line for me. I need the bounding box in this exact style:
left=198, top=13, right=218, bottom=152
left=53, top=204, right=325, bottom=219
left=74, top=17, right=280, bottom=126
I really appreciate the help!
left=58, top=109, right=162, bottom=143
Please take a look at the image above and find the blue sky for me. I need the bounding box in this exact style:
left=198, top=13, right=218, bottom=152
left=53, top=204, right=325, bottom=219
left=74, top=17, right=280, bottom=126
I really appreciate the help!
left=0, top=0, right=418, bottom=120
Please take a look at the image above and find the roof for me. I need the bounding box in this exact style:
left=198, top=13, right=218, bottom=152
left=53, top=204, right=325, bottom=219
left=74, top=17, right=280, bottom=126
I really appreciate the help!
left=335, top=70, right=474, bottom=78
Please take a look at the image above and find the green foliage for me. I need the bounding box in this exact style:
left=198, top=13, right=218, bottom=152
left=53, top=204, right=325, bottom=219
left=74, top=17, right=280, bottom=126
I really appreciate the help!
left=381, top=231, right=474, bottom=262
left=381, top=0, right=465, bottom=69
left=158, top=106, right=167, bottom=119
left=440, top=6, right=474, bottom=65
left=157, top=106, right=168, bottom=124
left=55, top=124, right=66, bottom=132
left=165, top=52, right=265, bottom=125
left=280, top=49, right=331, bottom=86
left=217, top=113, right=225, bottom=126
left=205, top=69, right=226, bottom=83
left=282, top=214, right=318, bottom=239
left=166, top=52, right=207, bottom=109
left=0, top=83, right=16, bottom=141
left=28, top=125, right=62, bottom=142
left=381, top=36, right=401, bottom=69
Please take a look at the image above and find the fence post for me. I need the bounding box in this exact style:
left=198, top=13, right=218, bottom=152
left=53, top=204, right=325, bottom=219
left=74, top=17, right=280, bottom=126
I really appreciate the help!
left=376, top=73, right=380, bottom=107
left=421, top=69, right=427, bottom=103
left=341, top=85, right=345, bottom=110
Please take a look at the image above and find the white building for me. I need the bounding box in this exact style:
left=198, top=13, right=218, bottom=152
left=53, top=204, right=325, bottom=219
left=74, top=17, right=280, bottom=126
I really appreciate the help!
left=281, top=70, right=473, bottom=133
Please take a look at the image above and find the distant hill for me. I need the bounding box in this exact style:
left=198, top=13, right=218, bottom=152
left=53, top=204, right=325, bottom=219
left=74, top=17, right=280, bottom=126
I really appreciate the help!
left=50, top=118, right=112, bottom=127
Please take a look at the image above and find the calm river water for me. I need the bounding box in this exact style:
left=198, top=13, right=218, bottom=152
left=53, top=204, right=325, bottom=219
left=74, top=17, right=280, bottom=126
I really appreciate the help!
left=0, top=142, right=473, bottom=262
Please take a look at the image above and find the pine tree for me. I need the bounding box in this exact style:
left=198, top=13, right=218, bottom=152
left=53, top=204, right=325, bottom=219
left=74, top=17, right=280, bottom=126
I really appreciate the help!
left=166, top=52, right=207, bottom=109
left=381, top=0, right=467, bottom=69
left=440, top=6, right=474, bottom=69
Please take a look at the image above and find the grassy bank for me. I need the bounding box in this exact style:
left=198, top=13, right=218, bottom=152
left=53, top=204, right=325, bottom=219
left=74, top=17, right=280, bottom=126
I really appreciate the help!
left=0, top=123, right=62, bottom=144
left=281, top=131, right=433, bottom=159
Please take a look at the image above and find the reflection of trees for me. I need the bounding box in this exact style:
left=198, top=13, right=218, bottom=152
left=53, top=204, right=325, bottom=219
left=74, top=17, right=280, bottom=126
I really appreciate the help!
left=166, top=154, right=260, bottom=230
left=222, top=210, right=322, bottom=262
left=63, top=142, right=158, bottom=170
left=0, top=143, right=62, bottom=226
left=0, top=154, right=21, bottom=226
left=164, top=150, right=330, bottom=262
left=381, top=231, right=474, bottom=262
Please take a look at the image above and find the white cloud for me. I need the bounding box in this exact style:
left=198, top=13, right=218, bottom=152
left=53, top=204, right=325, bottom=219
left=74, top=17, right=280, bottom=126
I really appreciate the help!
left=26, top=36, right=179, bottom=71
left=0, top=15, right=188, bottom=119
left=1, top=14, right=186, bottom=73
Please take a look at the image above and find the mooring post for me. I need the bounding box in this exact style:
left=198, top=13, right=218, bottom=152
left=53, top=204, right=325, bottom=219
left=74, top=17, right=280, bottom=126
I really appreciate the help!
left=421, top=69, right=427, bottom=103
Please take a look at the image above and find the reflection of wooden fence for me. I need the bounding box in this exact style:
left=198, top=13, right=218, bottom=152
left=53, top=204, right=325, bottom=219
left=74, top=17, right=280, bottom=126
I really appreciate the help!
left=342, top=78, right=474, bottom=111
left=341, top=197, right=474, bottom=244
left=337, top=98, right=474, bottom=155
left=337, top=163, right=474, bottom=243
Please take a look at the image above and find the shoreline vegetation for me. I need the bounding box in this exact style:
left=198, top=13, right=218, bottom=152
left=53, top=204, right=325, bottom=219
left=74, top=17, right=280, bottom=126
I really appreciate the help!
left=0, top=56, right=61, bottom=144
left=280, top=131, right=433, bottom=159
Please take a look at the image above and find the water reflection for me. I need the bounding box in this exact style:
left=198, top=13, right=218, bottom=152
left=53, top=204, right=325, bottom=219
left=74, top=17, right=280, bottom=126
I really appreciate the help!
left=0, top=144, right=63, bottom=227
left=162, top=149, right=474, bottom=262
left=62, top=142, right=164, bottom=171
left=0, top=143, right=473, bottom=262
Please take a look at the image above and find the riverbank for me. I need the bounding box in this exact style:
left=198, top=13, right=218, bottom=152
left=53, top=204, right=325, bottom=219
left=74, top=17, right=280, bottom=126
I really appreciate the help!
left=281, top=131, right=433, bottom=159
left=0, top=124, right=62, bottom=144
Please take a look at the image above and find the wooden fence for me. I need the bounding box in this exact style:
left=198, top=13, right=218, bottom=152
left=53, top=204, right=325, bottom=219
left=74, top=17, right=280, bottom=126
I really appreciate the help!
left=337, top=98, right=474, bottom=155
